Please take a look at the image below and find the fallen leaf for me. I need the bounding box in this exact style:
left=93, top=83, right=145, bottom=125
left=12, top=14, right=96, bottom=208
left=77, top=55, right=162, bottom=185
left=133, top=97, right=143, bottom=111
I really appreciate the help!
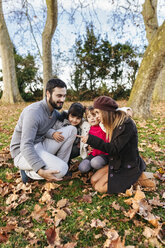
left=104, top=229, right=125, bottom=247
left=82, top=194, right=92, bottom=203
left=112, top=201, right=121, bottom=211
left=125, top=186, right=134, bottom=196
left=43, top=182, right=60, bottom=191
left=39, top=191, right=52, bottom=203
left=57, top=198, right=68, bottom=208
left=45, top=226, right=56, bottom=245
left=56, top=209, right=67, bottom=220
left=63, top=242, right=77, bottom=248
left=94, top=234, right=102, bottom=239
left=31, top=204, right=48, bottom=222
left=6, top=193, right=18, bottom=205
left=90, top=219, right=106, bottom=228
left=143, top=226, right=156, bottom=239
left=0, top=233, right=8, bottom=243
left=134, top=188, right=146, bottom=201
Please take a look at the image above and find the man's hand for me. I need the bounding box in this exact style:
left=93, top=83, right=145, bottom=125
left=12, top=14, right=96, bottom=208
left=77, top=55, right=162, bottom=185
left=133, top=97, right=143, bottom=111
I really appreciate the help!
left=52, top=132, right=64, bottom=142
left=37, top=168, right=62, bottom=181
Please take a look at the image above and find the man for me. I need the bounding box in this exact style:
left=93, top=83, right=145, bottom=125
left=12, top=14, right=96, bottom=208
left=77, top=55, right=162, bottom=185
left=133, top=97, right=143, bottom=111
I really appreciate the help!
left=10, top=78, right=77, bottom=183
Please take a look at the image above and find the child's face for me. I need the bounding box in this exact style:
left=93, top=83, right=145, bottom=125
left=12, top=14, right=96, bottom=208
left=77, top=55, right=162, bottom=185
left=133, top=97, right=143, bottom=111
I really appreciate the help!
left=87, top=112, right=100, bottom=126
left=94, top=109, right=103, bottom=123
left=68, top=114, right=82, bottom=126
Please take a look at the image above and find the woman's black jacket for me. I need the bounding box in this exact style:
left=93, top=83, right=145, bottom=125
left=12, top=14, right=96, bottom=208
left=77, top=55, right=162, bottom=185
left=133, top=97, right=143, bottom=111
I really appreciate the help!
left=87, top=117, right=146, bottom=194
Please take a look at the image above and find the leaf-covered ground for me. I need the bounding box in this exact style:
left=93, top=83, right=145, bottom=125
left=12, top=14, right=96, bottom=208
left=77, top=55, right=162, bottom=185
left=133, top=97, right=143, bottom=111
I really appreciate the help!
left=0, top=100, right=164, bottom=248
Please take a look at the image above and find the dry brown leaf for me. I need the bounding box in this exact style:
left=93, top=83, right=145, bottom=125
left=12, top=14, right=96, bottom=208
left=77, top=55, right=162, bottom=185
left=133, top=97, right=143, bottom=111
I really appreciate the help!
left=148, top=217, right=160, bottom=228
left=134, top=188, right=146, bottom=201
left=5, top=172, right=13, bottom=180
left=6, top=193, right=18, bottom=205
left=143, top=226, right=156, bottom=239
left=43, top=182, right=60, bottom=191
left=63, top=242, right=77, bottom=248
left=94, top=234, right=102, bottom=239
left=57, top=198, right=68, bottom=208
left=124, top=208, right=137, bottom=219
left=31, top=204, right=48, bottom=222
left=0, top=233, right=8, bottom=244
left=112, top=201, right=121, bottom=211
left=56, top=209, right=67, bottom=220
left=125, top=186, right=134, bottom=196
left=149, top=196, right=164, bottom=207
left=124, top=198, right=134, bottom=205
left=45, top=226, right=56, bottom=245
left=15, top=182, right=32, bottom=193
left=90, top=219, right=106, bottom=228
left=104, top=229, right=125, bottom=248
left=39, top=191, right=52, bottom=203
left=82, top=194, right=92, bottom=203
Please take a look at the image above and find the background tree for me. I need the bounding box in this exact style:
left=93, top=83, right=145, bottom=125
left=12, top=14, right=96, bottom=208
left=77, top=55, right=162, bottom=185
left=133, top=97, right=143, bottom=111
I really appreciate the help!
left=70, top=24, right=139, bottom=100
left=0, top=0, right=22, bottom=103
left=128, top=0, right=165, bottom=118
left=42, top=0, right=58, bottom=96
left=14, top=48, right=42, bottom=101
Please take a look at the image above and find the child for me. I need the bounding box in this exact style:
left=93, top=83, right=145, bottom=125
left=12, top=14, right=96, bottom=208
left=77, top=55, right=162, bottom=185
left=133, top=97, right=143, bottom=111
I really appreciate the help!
left=47, top=102, right=86, bottom=161
left=78, top=106, right=109, bottom=173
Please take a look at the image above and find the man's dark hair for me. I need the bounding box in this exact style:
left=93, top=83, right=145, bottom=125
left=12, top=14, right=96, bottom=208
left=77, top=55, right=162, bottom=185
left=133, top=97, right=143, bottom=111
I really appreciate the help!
left=46, top=78, right=67, bottom=94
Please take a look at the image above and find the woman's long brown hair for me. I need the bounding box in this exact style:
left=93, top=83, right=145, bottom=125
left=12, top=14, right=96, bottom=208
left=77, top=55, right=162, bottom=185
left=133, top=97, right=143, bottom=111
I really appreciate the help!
left=101, top=110, right=127, bottom=142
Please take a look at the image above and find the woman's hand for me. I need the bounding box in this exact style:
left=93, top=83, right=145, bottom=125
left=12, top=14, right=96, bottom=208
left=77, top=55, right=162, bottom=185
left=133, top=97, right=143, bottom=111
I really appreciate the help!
left=52, top=131, right=64, bottom=142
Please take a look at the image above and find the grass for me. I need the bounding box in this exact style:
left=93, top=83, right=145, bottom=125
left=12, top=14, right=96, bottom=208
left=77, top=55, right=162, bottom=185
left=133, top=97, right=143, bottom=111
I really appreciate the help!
left=0, top=100, right=164, bottom=248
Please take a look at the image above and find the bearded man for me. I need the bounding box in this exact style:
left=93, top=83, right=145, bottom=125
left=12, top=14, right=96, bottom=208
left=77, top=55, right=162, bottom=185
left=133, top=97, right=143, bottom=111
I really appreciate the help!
left=10, top=78, right=76, bottom=183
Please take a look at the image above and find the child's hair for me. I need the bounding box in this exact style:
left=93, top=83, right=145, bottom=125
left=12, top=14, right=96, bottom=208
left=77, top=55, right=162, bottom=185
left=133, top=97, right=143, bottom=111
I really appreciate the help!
left=68, top=103, right=85, bottom=119
left=85, top=106, right=95, bottom=119
left=100, top=110, right=127, bottom=142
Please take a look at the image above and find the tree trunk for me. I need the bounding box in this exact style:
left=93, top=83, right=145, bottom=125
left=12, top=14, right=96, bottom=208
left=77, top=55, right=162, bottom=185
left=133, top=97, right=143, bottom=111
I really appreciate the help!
left=42, top=0, right=58, bottom=96
left=152, top=67, right=165, bottom=102
left=128, top=21, right=165, bottom=118
left=141, top=0, right=158, bottom=43
left=0, top=0, right=23, bottom=103
left=141, top=0, right=164, bottom=102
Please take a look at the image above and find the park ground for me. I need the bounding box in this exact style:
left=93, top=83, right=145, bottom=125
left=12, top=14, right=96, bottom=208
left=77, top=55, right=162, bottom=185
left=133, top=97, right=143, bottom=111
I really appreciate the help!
left=0, top=100, right=165, bottom=248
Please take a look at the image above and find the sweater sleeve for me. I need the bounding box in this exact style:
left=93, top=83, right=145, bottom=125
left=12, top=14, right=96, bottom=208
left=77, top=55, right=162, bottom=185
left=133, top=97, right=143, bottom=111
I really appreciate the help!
left=87, top=120, right=135, bottom=157
left=20, top=109, right=46, bottom=172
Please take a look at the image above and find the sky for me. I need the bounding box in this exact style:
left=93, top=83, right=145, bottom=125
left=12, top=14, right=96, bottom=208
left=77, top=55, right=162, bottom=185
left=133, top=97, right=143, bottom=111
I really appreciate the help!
left=0, top=0, right=165, bottom=88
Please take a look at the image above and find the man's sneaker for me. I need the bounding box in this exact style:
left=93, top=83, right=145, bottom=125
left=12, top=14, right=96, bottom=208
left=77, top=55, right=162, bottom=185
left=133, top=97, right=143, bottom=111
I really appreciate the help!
left=20, top=170, right=31, bottom=184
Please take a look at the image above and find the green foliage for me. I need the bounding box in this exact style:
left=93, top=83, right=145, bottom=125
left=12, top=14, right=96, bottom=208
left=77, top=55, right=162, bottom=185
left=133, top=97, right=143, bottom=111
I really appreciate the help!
left=14, top=48, right=43, bottom=101
left=70, top=24, right=139, bottom=100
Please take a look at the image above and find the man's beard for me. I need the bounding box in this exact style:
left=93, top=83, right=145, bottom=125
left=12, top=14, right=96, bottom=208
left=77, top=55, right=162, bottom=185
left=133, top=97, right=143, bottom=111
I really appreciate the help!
left=49, top=95, right=63, bottom=110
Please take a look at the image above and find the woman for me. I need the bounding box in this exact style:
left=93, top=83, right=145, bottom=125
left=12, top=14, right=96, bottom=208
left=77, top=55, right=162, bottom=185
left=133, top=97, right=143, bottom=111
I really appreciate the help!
left=80, top=96, right=146, bottom=194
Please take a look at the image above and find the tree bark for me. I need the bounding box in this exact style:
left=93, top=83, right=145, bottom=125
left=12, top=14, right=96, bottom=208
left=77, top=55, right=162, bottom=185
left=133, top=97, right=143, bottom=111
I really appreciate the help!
left=42, top=0, right=58, bottom=96
left=141, top=0, right=164, bottom=103
left=128, top=21, right=165, bottom=118
left=141, top=0, right=158, bottom=43
left=152, top=67, right=165, bottom=102
left=0, top=0, right=23, bottom=103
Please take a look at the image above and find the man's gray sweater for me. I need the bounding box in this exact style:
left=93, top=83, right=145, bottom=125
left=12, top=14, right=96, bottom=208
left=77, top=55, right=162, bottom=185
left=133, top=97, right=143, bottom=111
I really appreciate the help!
left=10, top=98, right=60, bottom=172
